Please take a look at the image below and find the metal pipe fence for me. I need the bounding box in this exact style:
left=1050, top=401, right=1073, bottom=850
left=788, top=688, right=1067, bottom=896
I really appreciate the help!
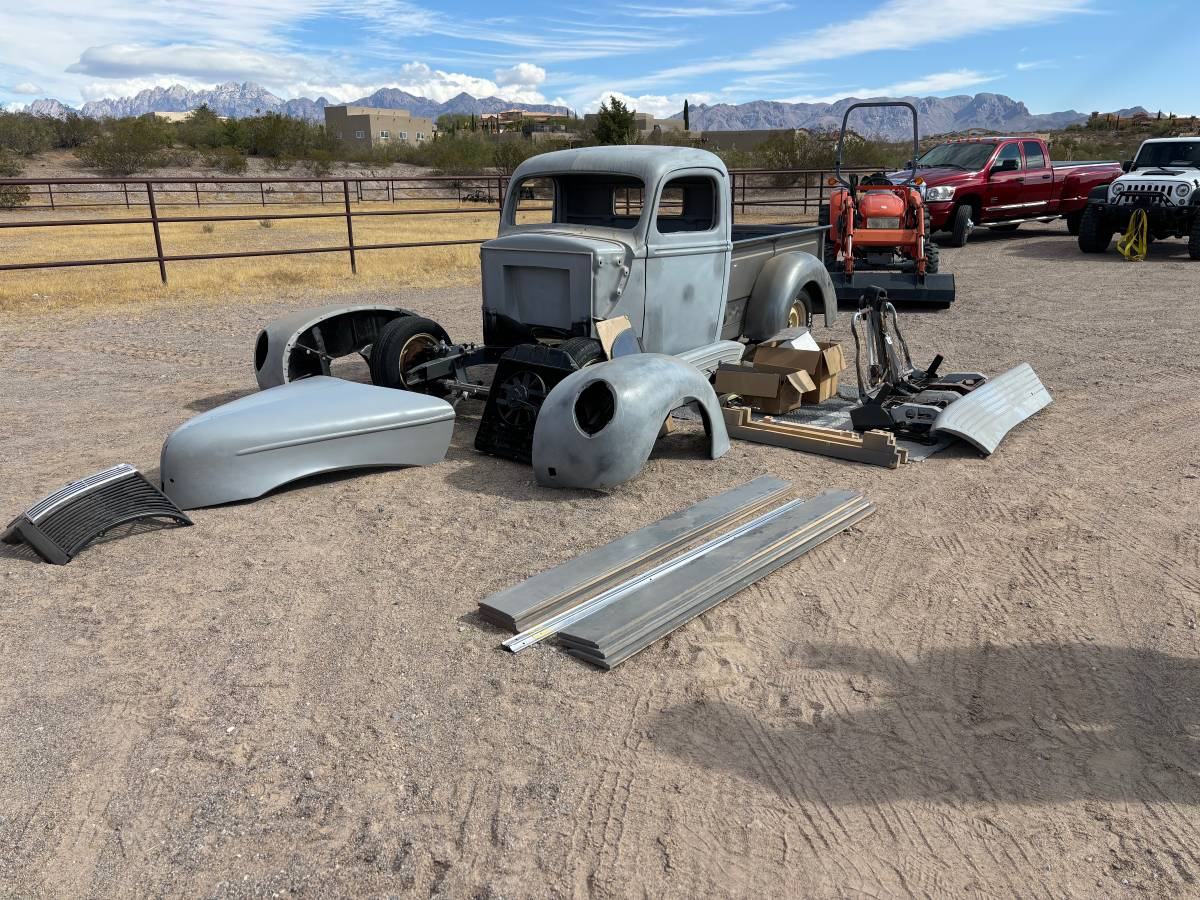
left=0, top=168, right=876, bottom=283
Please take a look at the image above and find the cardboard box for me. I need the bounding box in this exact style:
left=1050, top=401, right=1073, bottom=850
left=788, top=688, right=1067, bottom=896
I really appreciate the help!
left=714, top=363, right=816, bottom=415
left=751, top=341, right=847, bottom=404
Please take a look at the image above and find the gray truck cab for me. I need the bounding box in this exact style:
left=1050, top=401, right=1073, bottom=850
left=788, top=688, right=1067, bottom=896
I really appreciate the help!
left=483, top=146, right=834, bottom=357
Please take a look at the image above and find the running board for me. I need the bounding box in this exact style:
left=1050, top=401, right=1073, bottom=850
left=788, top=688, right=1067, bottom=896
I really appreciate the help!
left=932, top=363, right=1052, bottom=455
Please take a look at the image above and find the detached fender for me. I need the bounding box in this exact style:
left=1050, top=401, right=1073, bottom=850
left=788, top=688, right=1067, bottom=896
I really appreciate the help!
left=532, top=354, right=730, bottom=491
left=254, top=304, right=413, bottom=390
left=743, top=251, right=838, bottom=339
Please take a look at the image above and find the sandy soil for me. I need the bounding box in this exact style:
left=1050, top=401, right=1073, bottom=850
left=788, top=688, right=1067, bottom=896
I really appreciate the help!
left=1, top=222, right=1198, bottom=898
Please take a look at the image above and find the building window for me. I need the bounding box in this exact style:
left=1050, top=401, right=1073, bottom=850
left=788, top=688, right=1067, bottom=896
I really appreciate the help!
left=399, top=131, right=408, bottom=140
left=354, top=129, right=365, bottom=139
left=416, top=132, right=424, bottom=141
left=379, top=130, right=390, bottom=139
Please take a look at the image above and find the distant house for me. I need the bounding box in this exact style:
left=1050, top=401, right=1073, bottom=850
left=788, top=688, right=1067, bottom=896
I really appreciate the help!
left=324, top=105, right=434, bottom=148
left=153, top=110, right=227, bottom=123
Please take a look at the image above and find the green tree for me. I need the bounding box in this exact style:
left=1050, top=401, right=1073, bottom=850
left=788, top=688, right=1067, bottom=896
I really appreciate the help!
left=0, top=111, right=54, bottom=155
left=594, top=97, right=637, bottom=145
left=492, top=137, right=536, bottom=176
left=74, top=115, right=174, bottom=176
left=177, top=104, right=225, bottom=149
left=683, top=99, right=690, bottom=132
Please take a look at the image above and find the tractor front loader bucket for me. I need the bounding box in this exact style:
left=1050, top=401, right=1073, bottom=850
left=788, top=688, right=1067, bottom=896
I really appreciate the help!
left=832, top=272, right=956, bottom=307
left=932, top=363, right=1051, bottom=455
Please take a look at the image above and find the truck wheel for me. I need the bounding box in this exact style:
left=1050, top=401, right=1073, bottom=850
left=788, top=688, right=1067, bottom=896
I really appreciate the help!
left=1190, top=215, right=1200, bottom=260
left=1066, top=211, right=1083, bottom=235
left=1077, top=205, right=1114, bottom=254
left=925, top=242, right=940, bottom=274
left=369, top=315, right=452, bottom=393
left=557, top=336, right=605, bottom=367
left=787, top=289, right=812, bottom=329
left=947, top=204, right=973, bottom=247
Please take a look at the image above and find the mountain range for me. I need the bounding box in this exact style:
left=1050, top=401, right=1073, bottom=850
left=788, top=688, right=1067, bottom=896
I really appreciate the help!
left=674, top=94, right=1149, bottom=139
left=24, top=81, right=568, bottom=122
left=22, top=82, right=1148, bottom=140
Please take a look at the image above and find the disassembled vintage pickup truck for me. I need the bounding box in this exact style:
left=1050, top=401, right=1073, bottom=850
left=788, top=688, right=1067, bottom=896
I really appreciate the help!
left=247, top=145, right=840, bottom=489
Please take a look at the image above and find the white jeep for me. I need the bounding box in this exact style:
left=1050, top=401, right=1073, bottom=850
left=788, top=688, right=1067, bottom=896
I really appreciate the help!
left=1078, top=136, right=1200, bottom=258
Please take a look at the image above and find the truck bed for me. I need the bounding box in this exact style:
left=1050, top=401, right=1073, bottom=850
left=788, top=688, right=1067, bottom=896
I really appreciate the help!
left=1051, top=160, right=1118, bottom=168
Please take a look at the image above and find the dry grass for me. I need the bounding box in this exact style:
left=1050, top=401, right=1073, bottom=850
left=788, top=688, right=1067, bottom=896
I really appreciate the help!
left=0, top=200, right=543, bottom=317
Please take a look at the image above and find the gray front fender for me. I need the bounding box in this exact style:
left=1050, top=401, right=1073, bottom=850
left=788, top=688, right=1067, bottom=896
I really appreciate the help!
left=743, top=251, right=838, bottom=340
left=532, top=354, right=730, bottom=491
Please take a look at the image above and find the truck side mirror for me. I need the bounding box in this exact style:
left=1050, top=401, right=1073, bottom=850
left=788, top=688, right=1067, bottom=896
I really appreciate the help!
left=1121, top=160, right=1133, bottom=173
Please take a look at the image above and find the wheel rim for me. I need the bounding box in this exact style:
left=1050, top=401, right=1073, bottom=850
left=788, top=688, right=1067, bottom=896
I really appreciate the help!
left=787, top=300, right=805, bottom=328
left=495, top=370, right=547, bottom=427
left=397, top=333, right=438, bottom=386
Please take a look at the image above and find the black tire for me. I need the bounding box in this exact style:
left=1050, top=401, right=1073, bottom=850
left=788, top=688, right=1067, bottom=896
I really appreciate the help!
left=990, top=223, right=1020, bottom=233
left=557, top=336, right=606, bottom=367
left=1190, top=214, right=1200, bottom=261
left=925, top=241, right=940, bottom=274
left=817, top=204, right=830, bottom=228
left=369, top=315, right=452, bottom=392
left=1066, top=211, right=1083, bottom=235
left=947, top=203, right=974, bottom=247
left=1077, top=204, right=1114, bottom=254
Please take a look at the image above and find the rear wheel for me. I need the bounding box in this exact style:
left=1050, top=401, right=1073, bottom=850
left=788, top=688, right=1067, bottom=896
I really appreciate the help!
left=787, top=289, right=813, bottom=329
left=947, top=204, right=974, bottom=247
left=557, top=336, right=606, bottom=368
left=1077, top=204, right=1114, bottom=254
left=1190, top=215, right=1200, bottom=260
left=369, top=315, right=452, bottom=393
left=1066, top=211, right=1083, bottom=235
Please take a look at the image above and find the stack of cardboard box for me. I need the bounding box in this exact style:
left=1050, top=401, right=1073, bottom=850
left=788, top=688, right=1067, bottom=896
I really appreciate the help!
left=715, top=329, right=847, bottom=415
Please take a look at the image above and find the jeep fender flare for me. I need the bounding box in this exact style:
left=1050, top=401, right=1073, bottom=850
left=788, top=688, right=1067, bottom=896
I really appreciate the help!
left=531, top=354, right=730, bottom=491
left=743, top=251, right=837, bottom=340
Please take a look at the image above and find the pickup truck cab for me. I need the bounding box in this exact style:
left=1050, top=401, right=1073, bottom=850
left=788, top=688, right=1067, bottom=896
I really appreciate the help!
left=486, top=145, right=837, bottom=356
left=906, top=137, right=1122, bottom=247
left=1077, top=137, right=1200, bottom=259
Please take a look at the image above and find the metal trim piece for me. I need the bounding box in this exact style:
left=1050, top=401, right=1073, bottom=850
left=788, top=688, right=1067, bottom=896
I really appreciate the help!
left=932, top=362, right=1051, bottom=455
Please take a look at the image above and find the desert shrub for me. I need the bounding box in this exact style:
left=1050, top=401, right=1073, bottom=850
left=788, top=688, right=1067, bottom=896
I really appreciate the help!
left=0, top=111, right=54, bottom=155
left=203, top=146, right=249, bottom=174
left=0, top=148, right=30, bottom=207
left=492, top=137, right=538, bottom=176
left=267, top=154, right=295, bottom=172
left=304, top=150, right=335, bottom=176
left=161, top=147, right=196, bottom=167
left=177, top=105, right=226, bottom=149
left=74, top=115, right=174, bottom=175
left=259, top=219, right=272, bottom=229
left=48, top=113, right=101, bottom=149
left=201, top=222, right=215, bottom=234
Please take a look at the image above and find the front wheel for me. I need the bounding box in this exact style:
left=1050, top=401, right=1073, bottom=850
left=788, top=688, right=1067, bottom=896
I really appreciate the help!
left=1190, top=215, right=1200, bottom=260
left=925, top=242, right=940, bottom=274
left=369, top=315, right=452, bottom=393
left=1077, top=205, right=1114, bottom=254
left=947, top=204, right=974, bottom=247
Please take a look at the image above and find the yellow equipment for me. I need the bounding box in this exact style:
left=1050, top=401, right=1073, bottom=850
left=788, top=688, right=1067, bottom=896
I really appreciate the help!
left=1117, top=208, right=1149, bottom=261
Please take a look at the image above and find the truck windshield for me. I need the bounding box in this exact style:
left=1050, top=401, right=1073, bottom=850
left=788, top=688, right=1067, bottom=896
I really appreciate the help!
left=511, top=173, right=646, bottom=229
left=1134, top=141, right=1200, bottom=169
left=917, top=143, right=996, bottom=171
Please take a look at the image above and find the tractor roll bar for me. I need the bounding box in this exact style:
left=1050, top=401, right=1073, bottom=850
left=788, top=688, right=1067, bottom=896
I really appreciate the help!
left=834, top=100, right=920, bottom=188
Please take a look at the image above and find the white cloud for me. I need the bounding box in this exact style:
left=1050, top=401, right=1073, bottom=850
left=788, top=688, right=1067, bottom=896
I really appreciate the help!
left=1016, top=59, right=1057, bottom=71
left=778, top=69, right=1000, bottom=104
left=647, top=0, right=1091, bottom=82
left=67, top=43, right=289, bottom=82
left=587, top=90, right=717, bottom=118
left=494, top=63, right=546, bottom=88
left=12, top=82, right=44, bottom=95
left=619, top=0, right=788, bottom=17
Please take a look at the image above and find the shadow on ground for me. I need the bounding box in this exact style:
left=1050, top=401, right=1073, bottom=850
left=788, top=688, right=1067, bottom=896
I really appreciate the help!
left=650, top=642, right=1200, bottom=806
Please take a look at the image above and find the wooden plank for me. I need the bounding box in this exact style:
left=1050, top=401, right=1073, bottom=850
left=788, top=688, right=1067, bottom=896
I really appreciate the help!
left=722, top=406, right=907, bottom=468
left=478, top=475, right=792, bottom=631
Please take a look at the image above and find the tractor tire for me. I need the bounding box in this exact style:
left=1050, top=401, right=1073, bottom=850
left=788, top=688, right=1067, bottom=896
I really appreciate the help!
left=818, top=204, right=830, bottom=228
left=557, top=336, right=606, bottom=368
left=1066, top=211, right=1083, bottom=235
left=925, top=242, right=940, bottom=274
left=947, top=204, right=974, bottom=248
left=1077, top=204, right=1114, bottom=254
left=369, top=315, right=452, bottom=393
left=1190, top=214, right=1200, bottom=260
left=990, top=223, right=1020, bottom=233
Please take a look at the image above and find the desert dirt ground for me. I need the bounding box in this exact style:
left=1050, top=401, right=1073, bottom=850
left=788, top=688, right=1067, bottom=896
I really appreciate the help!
left=1, top=222, right=1198, bottom=898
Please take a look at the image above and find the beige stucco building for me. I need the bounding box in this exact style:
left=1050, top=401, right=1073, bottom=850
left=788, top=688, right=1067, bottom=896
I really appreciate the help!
left=324, top=106, right=434, bottom=148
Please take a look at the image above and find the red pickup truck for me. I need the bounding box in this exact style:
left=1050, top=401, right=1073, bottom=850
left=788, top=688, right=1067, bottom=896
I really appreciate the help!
left=902, top=137, right=1123, bottom=247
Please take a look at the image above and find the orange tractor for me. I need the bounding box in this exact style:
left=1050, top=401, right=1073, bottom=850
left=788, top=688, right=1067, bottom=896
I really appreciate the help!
left=820, top=101, right=956, bottom=307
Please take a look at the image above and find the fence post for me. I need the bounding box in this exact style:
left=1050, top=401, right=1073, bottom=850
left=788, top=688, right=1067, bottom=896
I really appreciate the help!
left=146, top=181, right=168, bottom=284
left=260, top=182, right=266, bottom=206
left=46, top=183, right=55, bottom=210
left=195, top=182, right=201, bottom=208
left=343, top=180, right=357, bottom=274
left=319, top=181, right=324, bottom=204
left=123, top=183, right=130, bottom=208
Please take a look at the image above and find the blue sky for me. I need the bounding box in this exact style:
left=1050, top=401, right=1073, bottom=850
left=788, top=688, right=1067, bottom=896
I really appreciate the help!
left=2, top=0, right=1196, bottom=116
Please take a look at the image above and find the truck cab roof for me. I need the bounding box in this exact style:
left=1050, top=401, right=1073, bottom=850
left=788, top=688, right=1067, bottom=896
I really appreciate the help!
left=510, top=145, right=728, bottom=186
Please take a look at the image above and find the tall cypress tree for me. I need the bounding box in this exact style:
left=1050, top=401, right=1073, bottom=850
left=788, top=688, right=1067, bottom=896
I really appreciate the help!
left=683, top=99, right=690, bottom=132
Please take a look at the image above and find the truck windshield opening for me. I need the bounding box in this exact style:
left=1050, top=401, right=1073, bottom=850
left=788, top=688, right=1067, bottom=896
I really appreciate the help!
left=512, top=173, right=647, bottom=230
